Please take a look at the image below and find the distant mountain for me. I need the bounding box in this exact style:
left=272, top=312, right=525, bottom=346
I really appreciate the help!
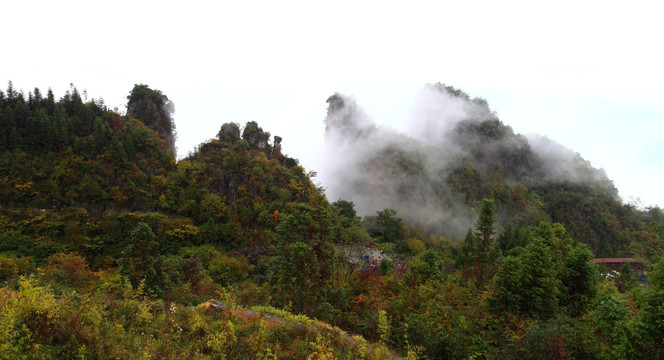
left=323, top=83, right=652, bottom=256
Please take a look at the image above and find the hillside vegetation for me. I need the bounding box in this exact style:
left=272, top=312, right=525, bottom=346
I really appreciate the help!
left=0, top=82, right=663, bottom=359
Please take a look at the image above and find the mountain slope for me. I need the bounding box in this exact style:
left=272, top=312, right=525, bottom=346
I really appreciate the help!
left=323, top=83, right=654, bottom=256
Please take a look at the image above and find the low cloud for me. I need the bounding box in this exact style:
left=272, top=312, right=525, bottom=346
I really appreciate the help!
left=321, top=84, right=617, bottom=238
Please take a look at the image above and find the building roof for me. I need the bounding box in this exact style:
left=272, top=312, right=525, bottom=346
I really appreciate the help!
left=590, top=258, right=648, bottom=264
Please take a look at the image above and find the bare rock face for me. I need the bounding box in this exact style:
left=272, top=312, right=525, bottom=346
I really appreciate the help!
left=198, top=299, right=228, bottom=314
left=270, top=135, right=283, bottom=160
left=242, top=121, right=270, bottom=152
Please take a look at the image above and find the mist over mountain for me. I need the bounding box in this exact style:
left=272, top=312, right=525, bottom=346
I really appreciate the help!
left=323, top=83, right=619, bottom=239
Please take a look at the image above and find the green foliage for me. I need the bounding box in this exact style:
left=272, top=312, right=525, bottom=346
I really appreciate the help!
left=126, top=84, right=175, bottom=146
left=404, top=249, right=445, bottom=286
left=217, top=122, right=241, bottom=144
left=365, top=208, right=405, bottom=244
left=268, top=202, right=335, bottom=314
left=0, top=83, right=175, bottom=211
left=330, top=200, right=371, bottom=246
left=457, top=228, right=476, bottom=268
left=514, top=318, right=575, bottom=360
left=561, top=242, right=598, bottom=315
left=391, top=279, right=473, bottom=359
left=332, top=199, right=357, bottom=220
left=475, top=198, right=497, bottom=285
left=457, top=198, right=498, bottom=285
left=208, top=254, right=251, bottom=286
left=118, top=222, right=165, bottom=297
left=492, top=227, right=561, bottom=320
left=591, top=282, right=636, bottom=359
left=497, top=223, right=529, bottom=252
left=633, top=256, right=664, bottom=359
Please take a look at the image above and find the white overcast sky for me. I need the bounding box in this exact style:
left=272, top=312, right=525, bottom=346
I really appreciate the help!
left=2, top=0, right=663, bottom=208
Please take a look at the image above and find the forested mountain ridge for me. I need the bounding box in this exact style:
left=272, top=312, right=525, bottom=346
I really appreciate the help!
left=323, top=83, right=660, bottom=258
left=0, top=82, right=332, bottom=266
left=1, top=82, right=663, bottom=359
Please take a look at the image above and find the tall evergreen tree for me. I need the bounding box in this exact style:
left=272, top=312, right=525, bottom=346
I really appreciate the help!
left=5, top=81, right=16, bottom=103
left=53, top=105, right=71, bottom=145
left=492, top=235, right=561, bottom=319
left=457, top=228, right=476, bottom=268
left=28, top=87, right=42, bottom=111
left=92, top=116, right=111, bottom=151
left=2, top=106, right=18, bottom=149
left=0, top=107, right=7, bottom=150
left=561, top=242, right=598, bottom=315
left=474, top=198, right=497, bottom=285
left=30, top=108, right=53, bottom=151
left=45, top=88, right=55, bottom=115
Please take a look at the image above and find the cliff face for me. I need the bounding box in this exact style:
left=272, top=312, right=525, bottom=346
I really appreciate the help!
left=126, top=84, right=177, bottom=157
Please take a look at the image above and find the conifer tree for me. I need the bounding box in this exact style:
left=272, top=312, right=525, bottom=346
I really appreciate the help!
left=31, top=108, right=53, bottom=151
left=53, top=105, right=71, bottom=145
left=0, top=107, right=7, bottom=150
left=110, top=135, right=126, bottom=170
left=45, top=88, right=55, bottom=115
left=28, top=88, right=42, bottom=111
left=2, top=106, right=18, bottom=149
left=457, top=228, right=476, bottom=268
left=474, top=198, right=497, bottom=285
left=5, top=81, right=16, bottom=102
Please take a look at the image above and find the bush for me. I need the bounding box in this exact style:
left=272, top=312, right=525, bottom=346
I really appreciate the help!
left=209, top=254, right=252, bottom=286
left=42, top=252, right=93, bottom=288
left=0, top=255, right=33, bottom=282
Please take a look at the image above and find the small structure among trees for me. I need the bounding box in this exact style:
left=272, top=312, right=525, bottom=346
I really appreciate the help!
left=591, top=257, right=648, bottom=271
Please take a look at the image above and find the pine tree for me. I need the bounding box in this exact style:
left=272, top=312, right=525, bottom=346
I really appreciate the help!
left=14, top=99, right=29, bottom=131
left=92, top=117, right=111, bottom=151
left=457, top=228, right=476, bottom=268
left=5, top=81, right=16, bottom=102
left=0, top=107, right=7, bottom=150
left=3, top=106, right=18, bottom=149
left=31, top=108, right=53, bottom=151
left=474, top=198, right=497, bottom=285
left=45, top=88, right=55, bottom=115
left=53, top=105, right=71, bottom=145
left=111, top=135, right=126, bottom=172
left=28, top=87, right=42, bottom=111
